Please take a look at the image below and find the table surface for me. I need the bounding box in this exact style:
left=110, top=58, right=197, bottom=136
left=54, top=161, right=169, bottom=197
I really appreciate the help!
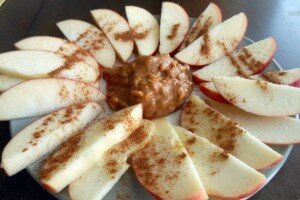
left=0, top=0, right=300, bottom=199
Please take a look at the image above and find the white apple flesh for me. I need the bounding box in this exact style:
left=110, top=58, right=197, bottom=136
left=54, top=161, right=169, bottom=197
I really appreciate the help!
left=15, top=36, right=99, bottom=75
left=125, top=6, right=159, bottom=56
left=250, top=68, right=300, bottom=87
left=1, top=102, right=102, bottom=176
left=175, top=13, right=247, bottom=67
left=0, top=50, right=98, bottom=83
left=181, top=95, right=283, bottom=170
left=57, top=19, right=116, bottom=68
left=159, top=2, right=189, bottom=54
left=91, top=9, right=134, bottom=62
left=0, top=78, right=105, bottom=120
left=207, top=99, right=300, bottom=145
left=132, top=119, right=208, bottom=200
left=0, top=74, right=24, bottom=93
left=174, top=126, right=266, bottom=200
left=69, top=120, right=155, bottom=200
left=179, top=2, right=222, bottom=51
left=212, top=76, right=300, bottom=116
left=193, top=37, right=276, bottom=82
left=40, top=104, right=143, bottom=193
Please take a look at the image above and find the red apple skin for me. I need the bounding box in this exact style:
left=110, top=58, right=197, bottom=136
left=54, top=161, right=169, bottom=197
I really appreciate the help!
left=209, top=179, right=266, bottom=200
left=42, top=183, right=57, bottom=193
left=192, top=74, right=207, bottom=84
left=291, top=78, right=300, bottom=87
left=199, top=83, right=229, bottom=104
left=256, top=155, right=283, bottom=171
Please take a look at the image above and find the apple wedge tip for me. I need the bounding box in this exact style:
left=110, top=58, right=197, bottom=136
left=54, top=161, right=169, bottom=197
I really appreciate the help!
left=0, top=78, right=105, bottom=120
left=199, top=82, right=229, bottom=104
left=212, top=76, right=300, bottom=116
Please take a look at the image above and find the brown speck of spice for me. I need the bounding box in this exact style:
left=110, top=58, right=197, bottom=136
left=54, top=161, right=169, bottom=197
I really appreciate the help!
left=186, top=136, right=196, bottom=146
left=167, top=23, right=180, bottom=40
left=256, top=80, right=269, bottom=91
left=132, top=24, right=150, bottom=40
left=200, top=32, right=211, bottom=58
left=114, top=31, right=133, bottom=41
left=22, top=148, right=28, bottom=152
left=261, top=71, right=287, bottom=84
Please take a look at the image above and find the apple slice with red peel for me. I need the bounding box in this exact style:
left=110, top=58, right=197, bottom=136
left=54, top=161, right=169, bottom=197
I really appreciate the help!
left=91, top=9, right=134, bottom=62
left=132, top=119, right=208, bottom=200
left=213, top=76, right=300, bottom=116
left=179, top=3, right=222, bottom=51
left=181, top=95, right=283, bottom=170
left=40, top=104, right=143, bottom=193
left=15, top=36, right=99, bottom=75
left=193, top=37, right=276, bottom=82
left=159, top=2, right=189, bottom=54
left=69, top=120, right=155, bottom=200
left=1, top=102, right=102, bottom=176
left=199, top=82, right=229, bottom=104
left=250, top=68, right=300, bottom=87
left=174, top=126, right=266, bottom=200
left=175, top=13, right=247, bottom=67
left=0, top=74, right=24, bottom=93
left=125, top=6, right=159, bottom=56
left=207, top=99, right=300, bottom=145
left=57, top=19, right=116, bottom=68
left=0, top=50, right=98, bottom=83
left=0, top=78, right=105, bottom=120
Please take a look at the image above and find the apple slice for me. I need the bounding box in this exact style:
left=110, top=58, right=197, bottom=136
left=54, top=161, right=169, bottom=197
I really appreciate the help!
left=69, top=120, right=155, bottom=200
left=181, top=95, right=282, bottom=170
left=199, top=82, right=229, bottom=104
left=125, top=6, right=159, bottom=56
left=174, top=126, right=266, bottom=200
left=0, top=78, right=105, bottom=120
left=91, top=9, right=134, bottom=62
left=213, top=76, right=300, bottom=116
left=207, top=99, right=300, bottom=145
left=0, top=50, right=98, bottom=83
left=57, top=19, right=116, bottom=68
left=132, top=119, right=208, bottom=200
left=159, top=2, right=189, bottom=54
left=175, top=13, right=247, bottom=67
left=40, top=104, right=143, bottom=193
left=250, top=68, right=300, bottom=87
left=1, top=102, right=102, bottom=176
left=0, top=74, right=24, bottom=93
left=15, top=36, right=99, bottom=75
left=179, top=3, right=222, bottom=51
left=193, top=37, right=276, bottom=82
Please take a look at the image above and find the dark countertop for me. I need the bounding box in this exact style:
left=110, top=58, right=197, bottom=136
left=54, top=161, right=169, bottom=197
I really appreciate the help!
left=0, top=0, right=299, bottom=199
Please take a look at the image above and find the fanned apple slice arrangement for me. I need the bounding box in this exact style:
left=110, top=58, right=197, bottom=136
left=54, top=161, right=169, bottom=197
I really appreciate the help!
left=1, top=2, right=300, bottom=200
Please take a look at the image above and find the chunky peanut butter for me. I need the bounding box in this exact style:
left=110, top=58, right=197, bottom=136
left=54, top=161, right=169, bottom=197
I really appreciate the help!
left=103, top=55, right=192, bottom=119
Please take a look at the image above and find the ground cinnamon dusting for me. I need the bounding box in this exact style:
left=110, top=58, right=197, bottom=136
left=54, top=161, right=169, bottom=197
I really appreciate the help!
left=238, top=48, right=263, bottom=73
left=22, top=148, right=28, bottom=152
left=76, top=26, right=105, bottom=50
left=186, top=136, right=196, bottom=146
left=256, top=80, right=269, bottom=91
left=261, top=71, right=287, bottom=84
left=40, top=131, right=84, bottom=180
left=167, top=23, right=180, bottom=40
left=132, top=24, right=150, bottom=40
left=200, top=32, right=211, bottom=57
left=114, top=31, right=133, bottom=41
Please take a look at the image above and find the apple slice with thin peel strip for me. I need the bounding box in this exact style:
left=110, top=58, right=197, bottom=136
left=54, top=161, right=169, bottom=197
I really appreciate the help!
left=181, top=95, right=283, bottom=170
left=193, top=37, right=276, bottom=82
left=132, top=119, right=208, bottom=200
left=40, top=104, right=143, bottom=193
left=174, top=126, right=266, bottom=200
left=207, top=99, right=300, bottom=145
left=179, top=2, right=222, bottom=51
left=57, top=19, right=116, bottom=68
left=69, top=120, right=155, bottom=200
left=175, top=13, right=247, bottom=66
left=250, top=68, right=300, bottom=87
left=91, top=9, right=134, bottom=62
left=1, top=102, right=102, bottom=176
left=159, top=2, right=189, bottom=54
left=15, top=36, right=99, bottom=75
left=0, top=50, right=98, bottom=83
left=212, top=76, right=300, bottom=116
left=125, top=6, right=159, bottom=56
left=199, top=82, right=229, bottom=104
left=0, top=78, right=105, bottom=120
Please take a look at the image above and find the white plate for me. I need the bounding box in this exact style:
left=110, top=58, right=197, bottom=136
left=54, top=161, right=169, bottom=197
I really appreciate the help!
left=9, top=17, right=294, bottom=200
